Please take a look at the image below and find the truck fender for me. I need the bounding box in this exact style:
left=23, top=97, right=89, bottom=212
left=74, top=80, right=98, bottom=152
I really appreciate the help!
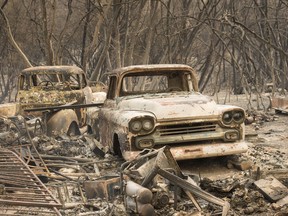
left=46, top=109, right=80, bottom=136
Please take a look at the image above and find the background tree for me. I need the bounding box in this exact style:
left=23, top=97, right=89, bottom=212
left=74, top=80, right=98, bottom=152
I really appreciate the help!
left=0, top=0, right=287, bottom=109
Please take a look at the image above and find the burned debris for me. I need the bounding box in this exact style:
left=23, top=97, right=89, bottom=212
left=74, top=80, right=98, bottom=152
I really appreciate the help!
left=0, top=148, right=61, bottom=215
left=0, top=117, right=122, bottom=215
left=0, top=110, right=288, bottom=215
left=121, top=147, right=230, bottom=215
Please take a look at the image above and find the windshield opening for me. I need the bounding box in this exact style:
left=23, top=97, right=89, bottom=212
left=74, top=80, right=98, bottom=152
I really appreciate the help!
left=120, top=71, right=192, bottom=96
left=19, top=72, right=86, bottom=90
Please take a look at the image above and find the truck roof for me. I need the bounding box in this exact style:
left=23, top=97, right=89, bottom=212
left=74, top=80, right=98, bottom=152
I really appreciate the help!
left=108, top=64, right=197, bottom=77
left=20, top=66, right=85, bottom=75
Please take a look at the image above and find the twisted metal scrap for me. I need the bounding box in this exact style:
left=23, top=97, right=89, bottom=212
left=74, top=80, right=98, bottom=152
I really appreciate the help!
left=0, top=148, right=61, bottom=215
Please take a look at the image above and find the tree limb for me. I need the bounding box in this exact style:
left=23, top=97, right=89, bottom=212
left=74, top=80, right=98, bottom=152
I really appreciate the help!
left=0, top=8, right=32, bottom=68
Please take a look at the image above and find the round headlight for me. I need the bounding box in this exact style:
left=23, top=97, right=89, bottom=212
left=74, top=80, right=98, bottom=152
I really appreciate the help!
left=233, top=111, right=244, bottom=123
left=223, top=112, right=233, bottom=124
left=142, top=119, right=153, bottom=131
left=131, top=120, right=142, bottom=132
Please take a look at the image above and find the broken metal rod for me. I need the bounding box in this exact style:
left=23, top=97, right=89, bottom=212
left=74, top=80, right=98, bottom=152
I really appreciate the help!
left=157, top=168, right=230, bottom=216
left=24, top=102, right=104, bottom=112
left=23, top=119, right=50, bottom=175
left=0, top=206, right=61, bottom=215
left=185, top=191, right=202, bottom=211
left=0, top=199, right=61, bottom=208
left=141, top=165, right=159, bottom=187
left=38, top=154, right=122, bottom=164
left=48, top=168, right=78, bottom=182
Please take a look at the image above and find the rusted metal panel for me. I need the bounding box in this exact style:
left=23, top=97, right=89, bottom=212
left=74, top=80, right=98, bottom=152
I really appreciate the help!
left=254, top=176, right=288, bottom=202
left=271, top=96, right=288, bottom=113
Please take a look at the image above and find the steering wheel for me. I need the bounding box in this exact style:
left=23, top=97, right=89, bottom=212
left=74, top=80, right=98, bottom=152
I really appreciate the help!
left=167, top=87, right=182, bottom=92
left=38, top=81, right=54, bottom=87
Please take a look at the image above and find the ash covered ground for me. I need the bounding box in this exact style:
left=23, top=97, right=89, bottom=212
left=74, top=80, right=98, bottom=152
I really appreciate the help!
left=0, top=92, right=287, bottom=215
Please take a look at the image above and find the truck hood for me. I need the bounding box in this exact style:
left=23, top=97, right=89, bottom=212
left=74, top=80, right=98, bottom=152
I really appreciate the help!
left=116, top=92, right=219, bottom=120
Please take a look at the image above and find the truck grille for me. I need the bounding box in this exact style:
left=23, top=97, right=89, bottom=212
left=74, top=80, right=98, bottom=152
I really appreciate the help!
left=158, top=122, right=217, bottom=136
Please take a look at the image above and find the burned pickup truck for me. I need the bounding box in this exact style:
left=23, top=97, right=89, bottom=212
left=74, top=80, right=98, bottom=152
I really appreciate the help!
left=16, top=66, right=93, bottom=135
left=92, top=64, right=248, bottom=161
